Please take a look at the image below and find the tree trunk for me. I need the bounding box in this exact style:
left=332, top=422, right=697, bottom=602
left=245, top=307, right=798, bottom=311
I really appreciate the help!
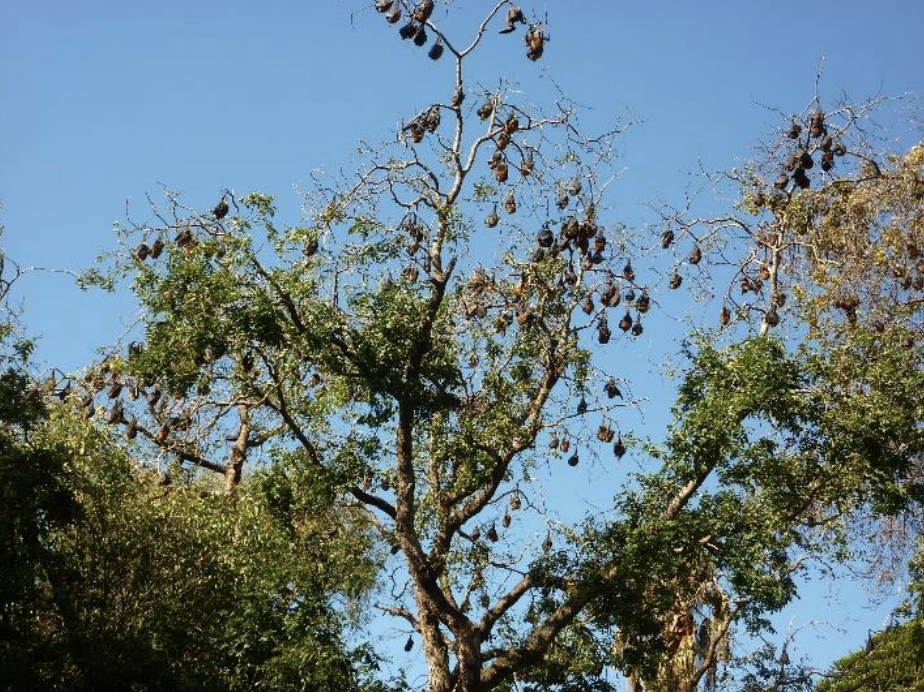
left=223, top=404, right=249, bottom=493
left=415, top=590, right=453, bottom=692
left=453, top=627, right=482, bottom=692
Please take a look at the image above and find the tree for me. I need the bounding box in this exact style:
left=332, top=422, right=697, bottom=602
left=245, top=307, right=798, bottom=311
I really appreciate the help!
left=815, top=620, right=924, bottom=691
left=816, top=540, right=924, bottom=691
left=1, top=221, right=384, bottom=691
left=1, top=413, right=384, bottom=691
left=0, top=219, right=84, bottom=687
left=0, top=385, right=384, bottom=691
left=67, top=3, right=923, bottom=691
left=651, top=110, right=924, bottom=691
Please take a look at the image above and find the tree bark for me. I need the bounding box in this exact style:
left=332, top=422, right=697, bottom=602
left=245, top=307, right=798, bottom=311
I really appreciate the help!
left=452, top=625, right=482, bottom=691
left=415, top=592, right=453, bottom=692
left=223, top=403, right=250, bottom=494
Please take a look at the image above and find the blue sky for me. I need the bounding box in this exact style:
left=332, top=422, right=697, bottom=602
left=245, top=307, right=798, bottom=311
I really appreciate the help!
left=3, top=0, right=923, bottom=684
left=3, top=1, right=923, bottom=370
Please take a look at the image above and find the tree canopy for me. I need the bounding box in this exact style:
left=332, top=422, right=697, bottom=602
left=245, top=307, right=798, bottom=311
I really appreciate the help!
left=816, top=540, right=924, bottom=691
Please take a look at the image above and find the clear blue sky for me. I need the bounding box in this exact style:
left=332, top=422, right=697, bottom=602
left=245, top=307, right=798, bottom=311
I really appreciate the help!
left=3, top=1, right=922, bottom=369
left=3, top=0, right=923, bottom=684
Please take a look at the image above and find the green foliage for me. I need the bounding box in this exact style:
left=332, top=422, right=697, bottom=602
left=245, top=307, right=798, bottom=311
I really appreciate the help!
left=4, top=12, right=924, bottom=692
left=816, top=538, right=924, bottom=692
left=65, top=105, right=922, bottom=692
left=816, top=620, right=924, bottom=692
left=577, top=331, right=923, bottom=684
left=1, top=387, right=382, bottom=690
left=0, top=371, right=82, bottom=684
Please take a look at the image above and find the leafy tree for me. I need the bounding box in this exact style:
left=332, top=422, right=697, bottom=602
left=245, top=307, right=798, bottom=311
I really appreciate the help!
left=1, top=225, right=383, bottom=690
left=815, top=620, right=924, bottom=692
left=1, top=400, right=384, bottom=691
left=56, top=3, right=924, bottom=691
left=816, top=540, right=924, bottom=691
left=0, top=221, right=85, bottom=688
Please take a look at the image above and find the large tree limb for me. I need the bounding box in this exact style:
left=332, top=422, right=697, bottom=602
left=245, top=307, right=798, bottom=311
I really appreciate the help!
left=475, top=573, right=534, bottom=640
left=479, top=588, right=593, bottom=688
